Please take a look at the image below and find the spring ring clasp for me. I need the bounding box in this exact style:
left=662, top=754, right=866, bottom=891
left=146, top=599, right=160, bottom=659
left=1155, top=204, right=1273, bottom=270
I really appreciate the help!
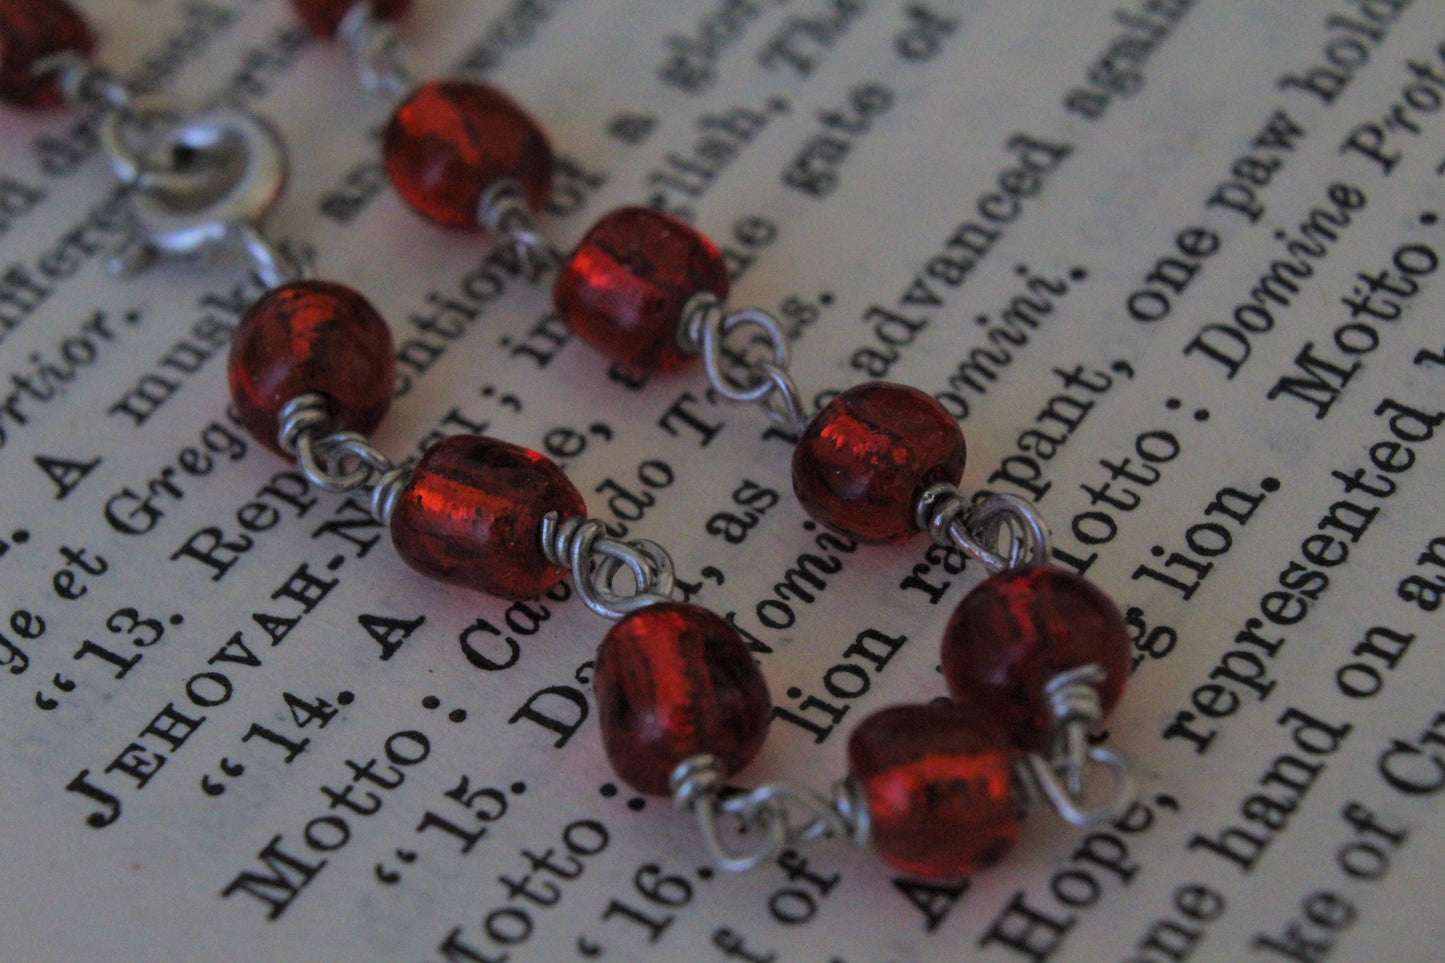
left=100, top=95, right=292, bottom=286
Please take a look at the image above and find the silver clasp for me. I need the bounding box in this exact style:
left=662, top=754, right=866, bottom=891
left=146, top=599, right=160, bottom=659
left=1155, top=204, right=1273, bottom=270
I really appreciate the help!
left=101, top=95, right=293, bottom=287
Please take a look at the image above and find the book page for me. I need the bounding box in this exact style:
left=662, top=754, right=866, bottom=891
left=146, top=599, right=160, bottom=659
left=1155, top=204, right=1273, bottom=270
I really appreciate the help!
left=1, top=0, right=1443, bottom=960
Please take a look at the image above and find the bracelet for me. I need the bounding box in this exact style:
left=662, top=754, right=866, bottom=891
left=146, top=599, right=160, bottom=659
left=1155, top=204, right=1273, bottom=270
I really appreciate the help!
left=3, top=0, right=1136, bottom=880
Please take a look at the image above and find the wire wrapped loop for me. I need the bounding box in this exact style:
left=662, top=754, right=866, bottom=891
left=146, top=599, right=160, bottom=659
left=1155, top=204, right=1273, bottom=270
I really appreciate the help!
left=277, top=394, right=409, bottom=523
left=1044, top=663, right=1107, bottom=795
left=678, top=293, right=809, bottom=434
left=33, top=51, right=131, bottom=110
left=1017, top=744, right=1135, bottom=827
left=916, top=484, right=1051, bottom=572
left=671, top=755, right=870, bottom=873
left=338, top=3, right=414, bottom=99
left=478, top=179, right=562, bottom=281
left=1014, top=664, right=1136, bottom=826
left=539, top=513, right=677, bottom=619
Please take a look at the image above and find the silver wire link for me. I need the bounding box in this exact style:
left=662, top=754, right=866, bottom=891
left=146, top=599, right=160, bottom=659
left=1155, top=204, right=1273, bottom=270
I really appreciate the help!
left=477, top=179, right=562, bottom=281
left=677, top=293, right=809, bottom=434
left=916, top=484, right=1052, bottom=572
left=338, top=2, right=415, bottom=99
left=33, top=51, right=131, bottom=111
left=1044, top=664, right=1106, bottom=797
left=1013, top=664, right=1136, bottom=826
left=539, top=513, right=677, bottom=620
left=671, top=756, right=871, bottom=873
left=278, top=394, right=410, bottom=524
left=1017, top=746, right=1135, bottom=827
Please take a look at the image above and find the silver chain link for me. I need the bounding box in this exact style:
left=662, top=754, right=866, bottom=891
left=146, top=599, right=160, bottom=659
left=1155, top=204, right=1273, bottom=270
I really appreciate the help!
left=278, top=394, right=410, bottom=524
left=477, top=179, right=562, bottom=281
left=539, top=512, right=677, bottom=619
left=33, top=50, right=131, bottom=111
left=916, top=484, right=1052, bottom=571
left=671, top=756, right=870, bottom=873
left=1044, top=664, right=1106, bottom=796
left=338, top=2, right=415, bottom=99
left=1013, top=664, right=1136, bottom=826
left=677, top=293, right=809, bottom=434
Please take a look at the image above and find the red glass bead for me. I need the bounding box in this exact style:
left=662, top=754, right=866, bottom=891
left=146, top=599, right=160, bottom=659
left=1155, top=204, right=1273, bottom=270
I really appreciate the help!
left=553, top=206, right=729, bottom=378
left=791, top=382, right=966, bottom=543
left=594, top=602, right=771, bottom=796
left=383, top=80, right=553, bottom=229
left=390, top=435, right=585, bottom=600
left=291, top=0, right=411, bottom=38
left=0, top=0, right=94, bottom=109
left=940, top=566, right=1129, bottom=749
left=227, top=280, right=395, bottom=455
left=848, top=702, right=1020, bottom=879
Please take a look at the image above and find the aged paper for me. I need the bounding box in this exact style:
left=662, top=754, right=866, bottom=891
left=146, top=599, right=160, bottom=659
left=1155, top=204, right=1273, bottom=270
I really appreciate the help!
left=1, top=0, right=1443, bottom=960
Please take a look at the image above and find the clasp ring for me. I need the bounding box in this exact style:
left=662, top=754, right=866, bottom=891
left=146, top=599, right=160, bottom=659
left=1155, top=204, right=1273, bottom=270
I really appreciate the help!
left=101, top=95, right=292, bottom=285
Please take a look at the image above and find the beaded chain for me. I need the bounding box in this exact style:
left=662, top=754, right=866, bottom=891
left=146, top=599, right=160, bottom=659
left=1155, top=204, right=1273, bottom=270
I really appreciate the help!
left=1, top=0, right=1138, bottom=879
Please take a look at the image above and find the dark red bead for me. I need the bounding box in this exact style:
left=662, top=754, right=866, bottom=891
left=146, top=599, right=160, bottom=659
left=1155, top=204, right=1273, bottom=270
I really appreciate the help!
left=0, top=0, right=94, bottom=109
left=941, top=566, right=1129, bottom=749
left=848, top=702, right=1020, bottom=879
left=553, top=206, right=729, bottom=378
left=594, top=602, right=771, bottom=796
left=291, top=0, right=411, bottom=37
left=228, top=280, right=395, bottom=455
left=383, top=79, right=553, bottom=229
left=390, top=435, right=584, bottom=600
left=791, top=382, right=966, bottom=543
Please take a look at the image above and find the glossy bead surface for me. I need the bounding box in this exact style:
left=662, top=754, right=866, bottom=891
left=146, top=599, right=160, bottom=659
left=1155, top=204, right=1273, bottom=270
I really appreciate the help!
left=291, top=0, right=411, bottom=37
left=594, top=602, right=771, bottom=796
left=849, top=702, right=1020, bottom=879
left=941, top=566, right=1129, bottom=749
left=0, top=0, right=93, bottom=109
left=228, top=280, right=395, bottom=455
left=792, top=382, right=966, bottom=543
left=383, top=80, right=553, bottom=229
left=390, top=435, right=584, bottom=600
left=553, top=206, right=729, bottom=378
